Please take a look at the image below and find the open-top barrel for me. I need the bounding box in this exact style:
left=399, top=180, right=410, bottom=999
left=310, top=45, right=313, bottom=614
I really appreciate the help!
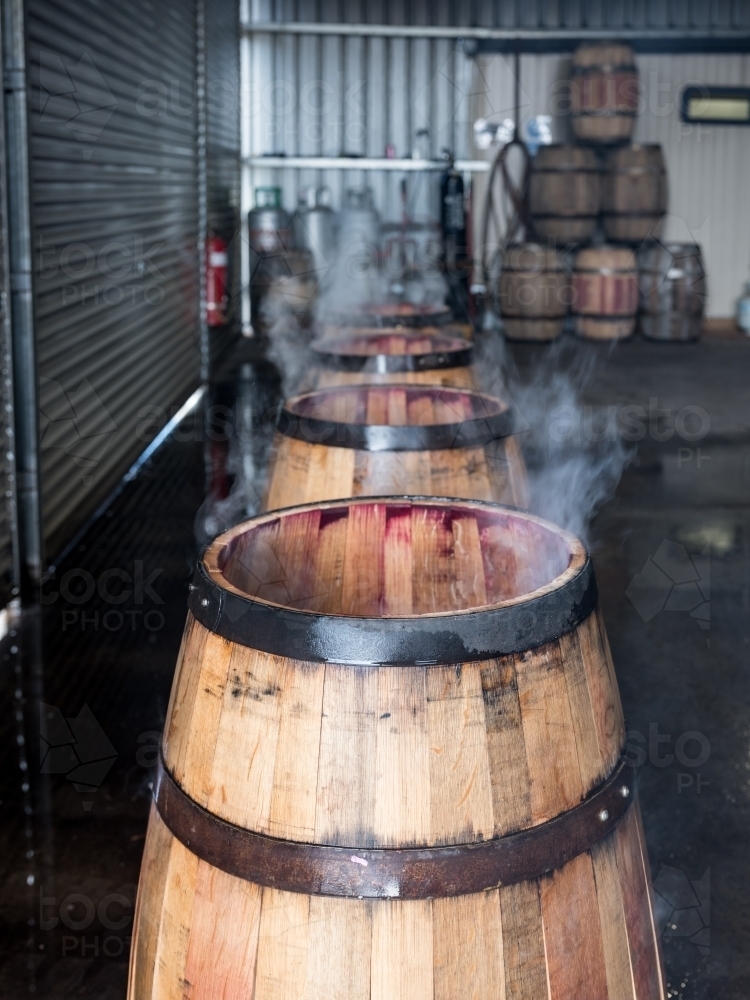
left=309, top=329, right=475, bottom=388
left=129, top=496, right=665, bottom=1000
left=264, top=384, right=527, bottom=509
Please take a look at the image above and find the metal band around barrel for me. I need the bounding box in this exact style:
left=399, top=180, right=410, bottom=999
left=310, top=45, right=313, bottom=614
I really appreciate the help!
left=570, top=63, right=638, bottom=75
left=154, top=753, right=633, bottom=899
left=188, top=553, right=598, bottom=665
left=275, top=400, right=514, bottom=452
left=311, top=342, right=473, bottom=374
left=575, top=313, right=637, bottom=321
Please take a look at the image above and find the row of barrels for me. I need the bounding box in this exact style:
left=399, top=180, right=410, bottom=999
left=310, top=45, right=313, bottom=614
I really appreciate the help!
left=128, top=319, right=666, bottom=997
left=500, top=241, right=706, bottom=342
left=529, top=143, right=667, bottom=247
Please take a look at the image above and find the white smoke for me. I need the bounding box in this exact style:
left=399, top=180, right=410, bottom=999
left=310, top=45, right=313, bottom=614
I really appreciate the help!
left=194, top=363, right=271, bottom=546
left=473, top=332, right=633, bottom=542
left=263, top=296, right=315, bottom=398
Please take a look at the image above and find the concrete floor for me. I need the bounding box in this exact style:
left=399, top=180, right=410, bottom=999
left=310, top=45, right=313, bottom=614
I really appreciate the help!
left=0, top=334, right=747, bottom=998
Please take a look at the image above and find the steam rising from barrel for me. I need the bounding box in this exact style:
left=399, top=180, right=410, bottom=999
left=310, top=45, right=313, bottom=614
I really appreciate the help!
left=473, top=332, right=632, bottom=541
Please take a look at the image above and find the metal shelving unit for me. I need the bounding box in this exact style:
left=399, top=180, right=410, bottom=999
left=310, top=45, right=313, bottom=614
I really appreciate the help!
left=244, top=156, right=490, bottom=171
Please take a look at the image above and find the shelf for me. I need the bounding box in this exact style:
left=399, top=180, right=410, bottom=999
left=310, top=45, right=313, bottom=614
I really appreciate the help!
left=245, top=156, right=490, bottom=172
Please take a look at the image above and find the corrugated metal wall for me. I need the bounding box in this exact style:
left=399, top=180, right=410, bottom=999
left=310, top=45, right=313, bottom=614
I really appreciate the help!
left=246, top=0, right=473, bottom=224
left=27, top=0, right=202, bottom=556
left=0, top=18, right=18, bottom=604
left=207, top=0, right=241, bottom=362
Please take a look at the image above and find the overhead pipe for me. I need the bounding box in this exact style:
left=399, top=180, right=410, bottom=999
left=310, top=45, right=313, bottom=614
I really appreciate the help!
left=2, top=0, right=42, bottom=598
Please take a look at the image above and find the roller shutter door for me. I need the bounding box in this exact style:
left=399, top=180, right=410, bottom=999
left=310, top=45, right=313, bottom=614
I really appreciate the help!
left=0, top=41, right=17, bottom=603
left=205, top=0, right=240, bottom=365
left=27, top=0, right=201, bottom=556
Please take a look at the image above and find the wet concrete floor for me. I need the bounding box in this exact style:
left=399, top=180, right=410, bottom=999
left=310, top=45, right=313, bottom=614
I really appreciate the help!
left=0, top=334, right=747, bottom=998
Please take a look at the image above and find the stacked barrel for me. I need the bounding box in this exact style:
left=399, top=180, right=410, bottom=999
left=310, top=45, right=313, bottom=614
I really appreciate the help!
left=503, top=43, right=705, bottom=343
left=129, top=246, right=665, bottom=1000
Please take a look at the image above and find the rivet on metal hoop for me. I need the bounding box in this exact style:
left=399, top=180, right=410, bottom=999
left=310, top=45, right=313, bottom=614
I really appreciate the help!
left=598, top=809, right=610, bottom=822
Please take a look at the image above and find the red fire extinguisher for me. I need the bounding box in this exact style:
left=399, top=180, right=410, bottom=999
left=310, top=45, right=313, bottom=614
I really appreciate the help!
left=206, top=234, right=229, bottom=326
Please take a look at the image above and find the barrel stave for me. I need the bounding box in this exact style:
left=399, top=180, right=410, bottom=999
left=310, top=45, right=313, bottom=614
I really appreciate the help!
left=159, top=620, right=623, bottom=849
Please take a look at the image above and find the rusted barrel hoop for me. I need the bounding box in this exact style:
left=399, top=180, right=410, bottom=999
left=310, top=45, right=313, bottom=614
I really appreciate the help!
left=570, top=62, right=637, bottom=74
left=311, top=339, right=473, bottom=374
left=274, top=394, right=514, bottom=452
left=154, top=753, right=632, bottom=900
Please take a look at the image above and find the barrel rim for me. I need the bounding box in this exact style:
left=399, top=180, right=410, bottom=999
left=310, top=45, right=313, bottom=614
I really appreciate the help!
left=277, top=386, right=513, bottom=451
left=189, top=496, right=595, bottom=664
left=311, top=332, right=473, bottom=373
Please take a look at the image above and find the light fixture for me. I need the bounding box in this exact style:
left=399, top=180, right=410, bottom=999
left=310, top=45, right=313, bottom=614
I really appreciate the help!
left=680, top=86, right=750, bottom=125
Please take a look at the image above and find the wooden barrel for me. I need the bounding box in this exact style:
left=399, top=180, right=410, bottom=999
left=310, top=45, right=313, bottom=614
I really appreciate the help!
left=498, top=243, right=570, bottom=341
left=570, top=43, right=639, bottom=144
left=638, top=242, right=706, bottom=341
left=330, top=301, right=452, bottom=327
left=264, top=384, right=527, bottom=510
left=529, top=144, right=601, bottom=245
left=309, top=329, right=475, bottom=389
left=602, top=145, right=667, bottom=243
left=573, top=246, right=639, bottom=340
left=129, top=496, right=665, bottom=1000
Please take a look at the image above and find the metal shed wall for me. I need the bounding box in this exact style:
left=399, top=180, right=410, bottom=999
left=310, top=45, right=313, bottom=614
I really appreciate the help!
left=0, top=13, right=18, bottom=604
left=206, top=0, right=241, bottom=363
left=27, top=0, right=202, bottom=556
